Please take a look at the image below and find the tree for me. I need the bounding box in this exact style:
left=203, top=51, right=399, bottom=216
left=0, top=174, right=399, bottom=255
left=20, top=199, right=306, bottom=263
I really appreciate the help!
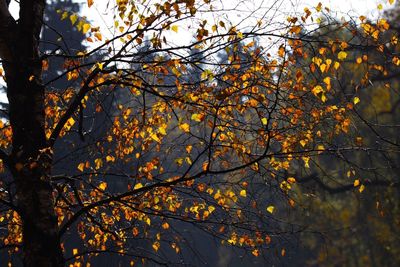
left=0, top=0, right=399, bottom=266
left=286, top=4, right=400, bottom=266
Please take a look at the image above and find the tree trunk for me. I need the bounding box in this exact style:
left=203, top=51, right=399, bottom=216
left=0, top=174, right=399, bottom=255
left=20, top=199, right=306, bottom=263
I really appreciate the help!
left=0, top=0, right=64, bottom=266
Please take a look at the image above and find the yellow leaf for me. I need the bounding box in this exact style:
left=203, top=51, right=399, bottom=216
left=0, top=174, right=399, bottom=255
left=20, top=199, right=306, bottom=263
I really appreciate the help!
left=252, top=249, right=260, bottom=257
left=389, top=0, right=395, bottom=4
left=99, top=182, right=107, bottom=190
left=94, top=158, right=103, bottom=169
left=316, top=2, right=322, bottom=12
left=151, top=133, right=161, bottom=143
left=353, top=96, right=360, bottom=105
left=323, top=77, right=331, bottom=86
left=64, top=117, right=75, bottom=131
left=134, top=183, right=143, bottom=190
left=185, top=157, right=192, bottom=165
left=359, top=184, right=365, bottom=193
left=77, top=162, right=85, bottom=172
left=267, top=206, right=275, bottom=214
left=171, top=25, right=178, bottom=33
left=317, top=144, right=325, bottom=152
left=240, top=190, right=247, bottom=197
left=87, top=0, right=94, bottom=8
left=175, top=158, right=184, bottom=166
left=159, top=125, right=167, bottom=135
left=96, top=62, right=104, bottom=70
left=392, top=56, right=400, bottom=65
left=287, top=177, right=296, bottom=184
left=191, top=113, right=204, bottom=122
left=353, top=179, right=360, bottom=187
left=356, top=57, right=362, bottom=64
left=280, top=181, right=292, bottom=191
left=106, top=155, right=115, bottom=162
left=303, top=156, right=310, bottom=168
left=94, top=32, right=102, bottom=41
left=334, top=61, right=340, bottom=70
left=261, top=118, right=268, bottom=125
left=152, top=241, right=160, bottom=252
left=179, top=123, right=190, bottom=133
left=73, top=248, right=78, bottom=255
left=70, top=14, right=78, bottom=25
left=61, top=11, right=68, bottom=20
left=337, top=51, right=347, bottom=60
left=82, top=23, right=91, bottom=34
left=299, top=140, right=307, bottom=147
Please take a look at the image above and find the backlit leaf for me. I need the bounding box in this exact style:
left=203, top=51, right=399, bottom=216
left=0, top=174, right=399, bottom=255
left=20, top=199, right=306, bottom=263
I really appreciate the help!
left=267, top=206, right=275, bottom=214
left=338, top=51, right=347, bottom=60
left=171, top=25, right=179, bottom=33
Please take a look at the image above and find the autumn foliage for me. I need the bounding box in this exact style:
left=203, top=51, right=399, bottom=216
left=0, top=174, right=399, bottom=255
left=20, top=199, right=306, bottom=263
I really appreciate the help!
left=0, top=0, right=399, bottom=266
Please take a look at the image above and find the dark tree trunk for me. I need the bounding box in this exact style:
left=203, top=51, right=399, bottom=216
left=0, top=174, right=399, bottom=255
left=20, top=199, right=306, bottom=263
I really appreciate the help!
left=0, top=0, right=64, bottom=266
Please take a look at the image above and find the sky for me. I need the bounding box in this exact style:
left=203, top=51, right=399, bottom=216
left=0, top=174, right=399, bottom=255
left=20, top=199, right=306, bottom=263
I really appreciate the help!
left=1, top=0, right=394, bottom=104
left=77, top=0, right=386, bottom=47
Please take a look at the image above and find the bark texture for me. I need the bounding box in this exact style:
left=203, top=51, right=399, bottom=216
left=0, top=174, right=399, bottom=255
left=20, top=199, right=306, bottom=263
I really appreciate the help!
left=0, top=0, right=64, bottom=266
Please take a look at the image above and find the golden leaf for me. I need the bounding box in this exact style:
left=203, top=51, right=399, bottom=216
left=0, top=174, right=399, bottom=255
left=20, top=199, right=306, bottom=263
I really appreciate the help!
left=261, top=118, right=268, bottom=125
left=171, top=25, right=178, bottom=33
left=106, top=155, right=115, bottom=162
left=152, top=241, right=160, bottom=252
left=287, top=177, right=296, bottom=184
left=94, top=32, right=102, bottom=41
left=133, top=183, right=143, bottom=190
left=240, top=190, right=247, bottom=197
left=316, top=2, right=322, bottom=12
left=252, top=249, right=259, bottom=257
left=150, top=133, right=161, bottom=143
left=99, top=182, right=107, bottom=191
left=267, top=206, right=275, bottom=214
left=359, top=184, right=365, bottom=193
left=337, top=51, right=347, bottom=60
left=82, top=23, right=91, bottom=34
left=191, top=113, right=205, bottom=122
left=77, top=162, right=85, bottom=172
left=179, top=123, right=190, bottom=133
left=334, top=61, right=340, bottom=69
left=162, top=222, right=170, bottom=229
left=69, top=14, right=78, bottom=25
